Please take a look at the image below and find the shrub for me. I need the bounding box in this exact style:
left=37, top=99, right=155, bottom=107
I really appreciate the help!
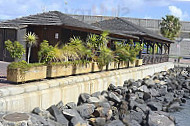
left=5, top=40, right=25, bottom=62
left=38, top=40, right=56, bottom=64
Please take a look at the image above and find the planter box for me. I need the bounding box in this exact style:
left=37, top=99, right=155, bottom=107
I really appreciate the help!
left=47, top=65, right=73, bottom=78
left=7, top=66, right=47, bottom=83
left=135, top=59, right=143, bottom=67
left=91, top=62, right=106, bottom=72
left=118, top=61, right=128, bottom=69
left=129, top=61, right=136, bottom=68
left=108, top=62, right=118, bottom=70
left=73, top=63, right=92, bottom=75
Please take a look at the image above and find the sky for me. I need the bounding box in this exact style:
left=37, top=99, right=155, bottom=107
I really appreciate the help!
left=0, top=0, right=190, bottom=21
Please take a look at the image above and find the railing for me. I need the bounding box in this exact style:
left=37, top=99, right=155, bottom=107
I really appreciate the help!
left=142, top=54, right=169, bottom=65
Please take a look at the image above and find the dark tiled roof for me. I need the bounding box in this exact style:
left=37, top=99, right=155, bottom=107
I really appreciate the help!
left=0, top=11, right=138, bottom=39
left=0, top=11, right=100, bottom=31
left=93, top=17, right=174, bottom=43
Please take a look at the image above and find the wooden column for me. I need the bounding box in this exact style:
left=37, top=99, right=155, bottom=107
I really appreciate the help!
left=139, top=38, right=143, bottom=59
left=168, top=44, right=170, bottom=54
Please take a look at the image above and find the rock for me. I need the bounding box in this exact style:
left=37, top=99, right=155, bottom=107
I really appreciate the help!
left=32, top=107, right=41, bottom=115
left=143, top=92, right=151, bottom=101
left=147, top=101, right=162, bottom=111
left=144, top=79, right=155, bottom=87
left=108, top=84, right=116, bottom=91
left=91, top=91, right=101, bottom=98
left=129, top=110, right=143, bottom=124
left=87, top=97, right=100, bottom=104
left=154, top=79, right=160, bottom=84
left=164, top=93, right=174, bottom=103
left=30, top=113, right=49, bottom=125
left=62, top=109, right=88, bottom=126
left=78, top=93, right=91, bottom=105
left=138, top=85, right=149, bottom=93
left=128, top=120, right=141, bottom=126
left=76, top=103, right=95, bottom=118
left=65, top=102, right=77, bottom=109
left=148, top=111, right=175, bottom=126
left=105, top=119, right=125, bottom=126
left=150, top=88, right=159, bottom=97
left=107, top=92, right=121, bottom=103
left=47, top=105, right=69, bottom=126
left=167, top=100, right=181, bottom=112
left=89, top=117, right=106, bottom=126
left=93, top=107, right=112, bottom=120
left=56, top=101, right=64, bottom=110
left=158, top=86, right=168, bottom=96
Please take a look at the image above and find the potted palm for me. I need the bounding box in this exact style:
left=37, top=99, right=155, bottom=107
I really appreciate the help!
left=114, top=41, right=130, bottom=69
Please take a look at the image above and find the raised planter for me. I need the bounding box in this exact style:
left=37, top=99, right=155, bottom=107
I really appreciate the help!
left=135, top=59, right=143, bottom=67
left=7, top=66, right=47, bottom=83
left=118, top=61, right=128, bottom=69
left=129, top=61, right=136, bottom=68
left=47, top=64, right=73, bottom=78
left=107, top=62, right=118, bottom=70
left=91, top=62, right=106, bottom=72
left=73, top=63, right=92, bottom=75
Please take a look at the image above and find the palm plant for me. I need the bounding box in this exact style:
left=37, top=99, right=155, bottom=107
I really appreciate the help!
left=160, top=15, right=181, bottom=40
left=24, top=32, right=38, bottom=63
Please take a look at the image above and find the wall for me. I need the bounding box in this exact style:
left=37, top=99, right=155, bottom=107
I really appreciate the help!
left=0, top=62, right=174, bottom=112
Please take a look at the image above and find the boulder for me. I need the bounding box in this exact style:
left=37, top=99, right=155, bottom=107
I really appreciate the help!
left=129, top=110, right=143, bottom=124
left=87, top=97, right=100, bottom=104
left=47, top=105, right=69, bottom=126
left=78, top=93, right=91, bottom=105
left=89, top=117, right=106, bottom=126
left=76, top=103, right=95, bottom=118
left=143, top=92, right=151, bottom=101
left=62, top=109, right=88, bottom=126
left=167, top=100, right=181, bottom=112
left=105, top=119, right=125, bottom=126
left=148, top=111, right=175, bottom=126
left=138, top=85, right=150, bottom=93
left=147, top=101, right=162, bottom=111
left=91, top=91, right=101, bottom=98
left=65, top=102, right=77, bottom=109
left=107, top=92, right=121, bottom=103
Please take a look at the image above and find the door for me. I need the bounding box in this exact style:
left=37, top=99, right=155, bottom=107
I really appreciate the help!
left=3, top=29, right=17, bottom=62
left=0, top=29, right=4, bottom=61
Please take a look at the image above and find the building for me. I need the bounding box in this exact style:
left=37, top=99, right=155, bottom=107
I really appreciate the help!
left=0, top=11, right=174, bottom=64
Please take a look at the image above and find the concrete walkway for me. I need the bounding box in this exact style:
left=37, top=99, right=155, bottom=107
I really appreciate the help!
left=0, top=61, right=11, bottom=87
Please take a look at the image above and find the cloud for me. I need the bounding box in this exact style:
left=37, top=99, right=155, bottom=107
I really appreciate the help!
left=168, top=6, right=189, bottom=20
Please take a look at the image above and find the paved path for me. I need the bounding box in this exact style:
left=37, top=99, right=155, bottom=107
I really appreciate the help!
left=0, top=61, right=11, bottom=87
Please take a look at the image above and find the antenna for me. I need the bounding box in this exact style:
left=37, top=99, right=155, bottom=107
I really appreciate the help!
left=41, top=6, right=46, bottom=13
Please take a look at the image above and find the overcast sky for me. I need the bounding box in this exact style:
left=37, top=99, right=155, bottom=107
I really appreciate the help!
left=0, top=0, right=190, bottom=21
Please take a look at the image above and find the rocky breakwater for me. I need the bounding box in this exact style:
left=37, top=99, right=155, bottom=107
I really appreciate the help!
left=0, top=67, right=190, bottom=126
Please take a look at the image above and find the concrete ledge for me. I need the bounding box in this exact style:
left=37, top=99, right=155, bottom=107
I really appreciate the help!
left=0, top=62, right=174, bottom=112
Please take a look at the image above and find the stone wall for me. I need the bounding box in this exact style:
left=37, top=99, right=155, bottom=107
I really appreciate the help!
left=0, top=62, right=174, bottom=112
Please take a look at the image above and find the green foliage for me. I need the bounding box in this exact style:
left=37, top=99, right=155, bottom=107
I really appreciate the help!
left=5, top=40, right=25, bottom=62
left=24, top=32, right=38, bottom=46
left=62, top=37, right=92, bottom=61
left=38, top=40, right=56, bottom=63
left=8, top=60, right=43, bottom=74
left=24, top=32, right=38, bottom=63
left=114, top=40, right=142, bottom=63
left=160, top=15, right=181, bottom=40
left=114, top=41, right=130, bottom=62
left=97, top=46, right=114, bottom=69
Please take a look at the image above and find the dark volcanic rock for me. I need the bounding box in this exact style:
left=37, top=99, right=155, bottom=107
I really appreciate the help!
left=147, top=101, right=162, bottom=111
left=76, top=103, right=95, bottom=118
left=47, top=105, right=69, bottom=126
left=105, top=119, right=125, bottom=126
